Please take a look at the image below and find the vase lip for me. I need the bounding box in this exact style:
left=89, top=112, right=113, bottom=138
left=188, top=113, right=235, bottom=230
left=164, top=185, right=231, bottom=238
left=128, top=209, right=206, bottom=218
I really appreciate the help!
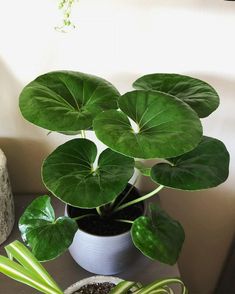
left=64, top=275, right=123, bottom=294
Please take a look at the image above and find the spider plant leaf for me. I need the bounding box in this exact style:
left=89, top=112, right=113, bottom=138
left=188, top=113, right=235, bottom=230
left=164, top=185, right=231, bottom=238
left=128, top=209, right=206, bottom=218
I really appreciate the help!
left=5, top=241, right=61, bottom=292
left=138, top=278, right=188, bottom=294
left=0, top=256, right=62, bottom=294
left=110, top=281, right=141, bottom=294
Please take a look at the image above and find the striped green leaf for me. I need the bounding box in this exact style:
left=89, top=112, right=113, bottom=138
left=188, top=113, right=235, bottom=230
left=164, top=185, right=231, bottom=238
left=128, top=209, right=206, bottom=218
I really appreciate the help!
left=109, top=281, right=141, bottom=294
left=0, top=241, right=63, bottom=294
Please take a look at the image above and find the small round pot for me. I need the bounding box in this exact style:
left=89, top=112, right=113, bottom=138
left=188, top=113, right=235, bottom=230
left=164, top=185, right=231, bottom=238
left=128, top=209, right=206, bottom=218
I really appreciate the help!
left=66, top=204, right=142, bottom=274
left=64, top=275, right=122, bottom=294
left=65, top=184, right=145, bottom=275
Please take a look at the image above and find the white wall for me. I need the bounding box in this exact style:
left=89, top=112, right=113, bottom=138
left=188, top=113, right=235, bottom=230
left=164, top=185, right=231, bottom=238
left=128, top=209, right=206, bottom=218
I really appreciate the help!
left=0, top=1, right=235, bottom=293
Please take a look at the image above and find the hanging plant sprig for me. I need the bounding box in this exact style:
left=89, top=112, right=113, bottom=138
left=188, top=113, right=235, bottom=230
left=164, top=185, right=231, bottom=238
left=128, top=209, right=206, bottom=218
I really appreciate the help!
left=56, top=0, right=78, bottom=32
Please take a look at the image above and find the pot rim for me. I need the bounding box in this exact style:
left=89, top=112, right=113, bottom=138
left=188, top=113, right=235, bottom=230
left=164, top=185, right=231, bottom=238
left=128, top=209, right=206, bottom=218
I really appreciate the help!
left=64, top=275, right=122, bottom=294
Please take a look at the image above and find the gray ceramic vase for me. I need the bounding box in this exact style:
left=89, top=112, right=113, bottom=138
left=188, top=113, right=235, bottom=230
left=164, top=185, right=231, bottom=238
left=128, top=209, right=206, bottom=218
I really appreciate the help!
left=65, top=205, right=141, bottom=275
left=0, top=149, right=14, bottom=245
left=64, top=276, right=122, bottom=294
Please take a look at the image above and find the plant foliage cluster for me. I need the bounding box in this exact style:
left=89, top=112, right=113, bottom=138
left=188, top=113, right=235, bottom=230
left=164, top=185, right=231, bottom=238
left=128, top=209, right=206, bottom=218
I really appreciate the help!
left=17, top=71, right=229, bottom=266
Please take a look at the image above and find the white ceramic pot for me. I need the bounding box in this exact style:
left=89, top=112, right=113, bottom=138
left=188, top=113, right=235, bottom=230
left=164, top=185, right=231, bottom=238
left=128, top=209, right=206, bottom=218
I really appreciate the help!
left=65, top=205, right=142, bottom=275
left=0, top=149, right=14, bottom=245
left=64, top=275, right=122, bottom=294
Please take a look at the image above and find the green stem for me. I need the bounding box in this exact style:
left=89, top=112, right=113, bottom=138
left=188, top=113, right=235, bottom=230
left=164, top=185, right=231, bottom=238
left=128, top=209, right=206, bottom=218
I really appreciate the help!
left=114, top=185, right=164, bottom=213
left=81, top=130, right=86, bottom=139
left=114, top=219, right=134, bottom=224
left=73, top=213, right=96, bottom=221
left=112, top=175, right=140, bottom=210
left=96, top=207, right=102, bottom=217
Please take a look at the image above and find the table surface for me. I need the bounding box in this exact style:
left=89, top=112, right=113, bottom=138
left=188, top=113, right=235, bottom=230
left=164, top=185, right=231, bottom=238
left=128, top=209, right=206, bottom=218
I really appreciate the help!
left=0, top=194, right=180, bottom=294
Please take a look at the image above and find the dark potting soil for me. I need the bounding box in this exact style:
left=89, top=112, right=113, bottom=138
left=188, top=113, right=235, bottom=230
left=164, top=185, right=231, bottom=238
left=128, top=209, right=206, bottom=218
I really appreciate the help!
left=68, top=184, right=144, bottom=236
left=72, top=282, right=115, bottom=294
left=72, top=282, right=132, bottom=294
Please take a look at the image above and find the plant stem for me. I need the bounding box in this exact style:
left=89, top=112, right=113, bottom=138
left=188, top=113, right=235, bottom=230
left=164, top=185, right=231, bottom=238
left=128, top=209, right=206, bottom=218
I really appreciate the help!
left=114, top=219, right=134, bottom=224
left=114, top=185, right=164, bottom=213
left=72, top=214, right=96, bottom=221
left=112, top=175, right=140, bottom=210
left=81, top=130, right=86, bottom=138
left=96, top=207, right=102, bottom=217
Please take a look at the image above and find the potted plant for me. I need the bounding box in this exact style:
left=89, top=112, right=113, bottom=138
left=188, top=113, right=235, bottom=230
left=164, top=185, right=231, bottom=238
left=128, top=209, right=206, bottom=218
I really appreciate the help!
left=0, top=240, right=187, bottom=294
left=18, top=71, right=230, bottom=274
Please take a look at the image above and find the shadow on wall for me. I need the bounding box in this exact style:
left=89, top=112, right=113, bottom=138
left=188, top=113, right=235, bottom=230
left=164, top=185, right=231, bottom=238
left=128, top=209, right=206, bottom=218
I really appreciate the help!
left=161, top=187, right=235, bottom=294
left=118, top=0, right=235, bottom=13
left=0, top=138, right=50, bottom=195
left=187, top=72, right=235, bottom=151
left=0, top=58, right=50, bottom=194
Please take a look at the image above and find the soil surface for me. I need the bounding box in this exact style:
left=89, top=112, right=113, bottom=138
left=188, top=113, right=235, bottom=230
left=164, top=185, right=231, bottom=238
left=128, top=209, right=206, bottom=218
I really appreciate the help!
left=72, top=282, right=115, bottom=293
left=68, top=184, right=144, bottom=236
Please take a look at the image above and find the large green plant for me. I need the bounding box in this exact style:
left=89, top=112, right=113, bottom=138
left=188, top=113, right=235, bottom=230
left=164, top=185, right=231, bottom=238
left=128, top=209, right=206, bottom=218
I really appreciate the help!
left=18, top=71, right=229, bottom=265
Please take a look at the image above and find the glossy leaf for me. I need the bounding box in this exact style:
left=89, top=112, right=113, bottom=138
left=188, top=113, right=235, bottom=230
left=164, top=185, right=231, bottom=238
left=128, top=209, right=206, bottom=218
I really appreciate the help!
left=94, top=90, right=202, bottom=159
left=5, top=241, right=61, bottom=291
left=109, top=281, right=141, bottom=294
left=19, top=71, right=120, bottom=132
left=138, top=278, right=188, bottom=294
left=133, top=73, right=219, bottom=118
left=131, top=204, right=185, bottom=265
left=42, top=139, right=135, bottom=208
left=111, top=278, right=188, bottom=294
left=19, top=196, right=77, bottom=262
left=151, top=136, right=230, bottom=190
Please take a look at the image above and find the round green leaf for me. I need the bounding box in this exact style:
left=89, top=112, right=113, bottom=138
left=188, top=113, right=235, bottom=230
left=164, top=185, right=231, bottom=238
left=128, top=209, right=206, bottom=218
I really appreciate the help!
left=42, top=138, right=135, bottom=208
left=151, top=136, right=230, bottom=190
left=133, top=73, right=219, bottom=118
left=131, top=204, right=185, bottom=265
left=19, top=71, right=120, bottom=132
left=93, top=90, right=202, bottom=159
left=19, top=195, right=77, bottom=262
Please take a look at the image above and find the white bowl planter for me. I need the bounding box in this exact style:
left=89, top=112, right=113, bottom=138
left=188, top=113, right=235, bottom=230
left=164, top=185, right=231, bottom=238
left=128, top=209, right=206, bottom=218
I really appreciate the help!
left=0, top=149, right=14, bottom=244
left=64, top=276, right=122, bottom=294
left=65, top=205, right=141, bottom=275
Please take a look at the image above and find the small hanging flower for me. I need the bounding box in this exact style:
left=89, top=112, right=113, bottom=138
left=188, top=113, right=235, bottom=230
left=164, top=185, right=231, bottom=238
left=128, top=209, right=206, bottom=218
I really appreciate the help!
left=56, top=0, right=78, bottom=32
